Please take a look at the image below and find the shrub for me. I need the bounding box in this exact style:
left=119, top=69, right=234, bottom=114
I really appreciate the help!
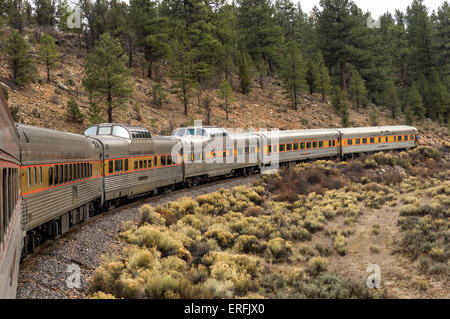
left=144, top=272, right=181, bottom=298
left=204, top=229, right=235, bottom=248
left=369, top=245, right=380, bottom=254
left=333, top=234, right=347, bottom=256
left=139, top=204, right=165, bottom=226
left=66, top=99, right=85, bottom=123
left=266, top=237, right=293, bottom=262
left=307, top=256, right=328, bottom=275
left=428, top=247, right=447, bottom=262
left=234, top=235, right=266, bottom=254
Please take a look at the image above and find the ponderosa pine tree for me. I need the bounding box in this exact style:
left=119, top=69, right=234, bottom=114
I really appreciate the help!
left=423, top=68, right=448, bottom=122
left=4, top=30, right=36, bottom=86
left=82, top=33, right=133, bottom=123
left=348, top=69, right=367, bottom=111
left=218, top=79, right=234, bottom=120
left=384, top=79, right=401, bottom=119
left=279, top=41, right=306, bottom=110
left=407, top=84, right=426, bottom=120
left=238, top=51, right=251, bottom=94
left=306, top=59, right=317, bottom=95
left=39, top=33, right=59, bottom=83
left=314, top=51, right=331, bottom=101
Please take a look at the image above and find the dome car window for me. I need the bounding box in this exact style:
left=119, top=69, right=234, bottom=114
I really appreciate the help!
left=84, top=126, right=97, bottom=136
left=98, top=127, right=112, bottom=135
left=113, top=126, right=130, bottom=139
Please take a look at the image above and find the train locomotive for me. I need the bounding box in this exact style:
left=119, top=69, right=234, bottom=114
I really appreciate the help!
left=0, top=100, right=419, bottom=298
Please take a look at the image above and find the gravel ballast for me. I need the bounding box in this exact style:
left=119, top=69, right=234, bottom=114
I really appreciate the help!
left=16, top=175, right=260, bottom=299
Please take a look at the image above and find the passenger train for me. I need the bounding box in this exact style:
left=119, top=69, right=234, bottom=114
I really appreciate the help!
left=0, top=94, right=418, bottom=298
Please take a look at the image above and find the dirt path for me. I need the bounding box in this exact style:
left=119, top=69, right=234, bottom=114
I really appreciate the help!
left=328, top=196, right=449, bottom=299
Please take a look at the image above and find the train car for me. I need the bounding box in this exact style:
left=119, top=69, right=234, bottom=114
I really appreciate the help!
left=257, top=129, right=341, bottom=166
left=172, top=127, right=261, bottom=185
left=16, top=124, right=103, bottom=253
left=338, top=126, right=418, bottom=156
left=84, top=123, right=183, bottom=203
left=0, top=90, right=22, bottom=299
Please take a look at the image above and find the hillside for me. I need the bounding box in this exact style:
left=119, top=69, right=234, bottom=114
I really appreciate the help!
left=1, top=27, right=449, bottom=147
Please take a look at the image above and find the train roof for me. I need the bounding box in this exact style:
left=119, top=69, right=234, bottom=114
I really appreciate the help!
left=0, top=88, right=21, bottom=163
left=84, top=123, right=152, bottom=139
left=336, top=126, right=417, bottom=134
left=257, top=128, right=340, bottom=138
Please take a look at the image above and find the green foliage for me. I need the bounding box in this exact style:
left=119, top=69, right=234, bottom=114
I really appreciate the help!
left=279, top=41, right=306, bottom=110
left=87, top=102, right=105, bottom=124
left=238, top=52, right=251, bottom=94
left=218, top=79, right=234, bottom=120
left=369, top=110, right=379, bottom=126
left=314, top=51, right=331, bottom=100
left=348, top=69, right=367, bottom=111
left=39, top=33, right=60, bottom=82
left=83, top=33, right=133, bottom=123
left=3, top=31, right=36, bottom=86
left=65, top=99, right=84, bottom=123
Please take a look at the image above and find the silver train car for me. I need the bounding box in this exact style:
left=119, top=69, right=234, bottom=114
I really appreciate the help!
left=338, top=126, right=418, bottom=156
left=16, top=124, right=103, bottom=253
left=0, top=90, right=22, bottom=299
left=84, top=123, right=183, bottom=205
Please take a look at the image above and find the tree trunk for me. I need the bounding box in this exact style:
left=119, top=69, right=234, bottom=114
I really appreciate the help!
left=340, top=62, right=347, bottom=91
left=107, top=92, right=113, bottom=123
left=46, top=59, right=50, bottom=83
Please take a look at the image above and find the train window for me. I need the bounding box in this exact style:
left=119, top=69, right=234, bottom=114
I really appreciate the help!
left=404, top=135, right=408, bottom=140
left=410, top=135, right=413, bottom=140
left=113, top=126, right=130, bottom=139
left=117, top=160, right=124, bottom=172
left=27, top=168, right=31, bottom=187
left=148, top=158, right=153, bottom=167
left=134, top=161, right=138, bottom=170
left=370, top=138, right=374, bottom=143
left=125, top=159, right=128, bottom=171
left=68, top=165, right=72, bottom=182
left=59, top=165, right=63, bottom=184
left=90, top=164, right=93, bottom=176
left=286, top=144, right=292, bottom=151
left=54, top=165, right=59, bottom=184
left=2, top=169, right=7, bottom=234
left=312, top=142, right=317, bottom=148
left=49, top=167, right=53, bottom=186
left=292, top=143, right=298, bottom=150
left=108, top=161, right=113, bottom=174
left=162, top=156, right=168, bottom=166
left=362, top=138, right=367, bottom=144
left=98, top=127, right=112, bottom=135
left=300, top=143, right=305, bottom=149
left=33, top=167, right=37, bottom=185
left=393, top=136, right=396, bottom=141
left=64, top=165, right=68, bottom=182
left=347, top=139, right=353, bottom=145
left=139, top=160, right=143, bottom=169
left=306, top=142, right=311, bottom=148
left=167, top=156, right=173, bottom=165
left=279, top=144, right=285, bottom=152
left=319, top=141, right=323, bottom=147
left=267, top=145, right=272, bottom=154
left=398, top=135, right=402, bottom=141
left=378, top=137, right=381, bottom=143
left=144, top=160, right=148, bottom=169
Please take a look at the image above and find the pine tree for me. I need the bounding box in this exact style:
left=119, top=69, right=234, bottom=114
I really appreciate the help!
left=341, top=103, right=350, bottom=127
left=423, top=68, right=448, bottom=122
left=66, top=99, right=85, bottom=123
left=39, top=33, right=59, bottom=83
left=218, top=79, right=233, bottom=120
left=34, top=0, right=55, bottom=28
left=406, top=0, right=434, bottom=80
left=279, top=41, right=306, bottom=110
left=331, top=85, right=348, bottom=114
left=152, top=82, right=166, bottom=109
left=236, top=0, right=282, bottom=81
left=202, top=94, right=212, bottom=125
left=348, top=69, right=367, bottom=111
left=407, top=84, right=426, bottom=120
left=130, top=0, right=169, bottom=80
left=4, top=30, right=36, bottom=86
left=314, top=51, right=331, bottom=101
left=433, top=2, right=449, bottom=88
left=169, top=25, right=196, bottom=115
left=82, top=33, right=133, bottom=123
left=305, top=59, right=317, bottom=95
left=384, top=79, right=401, bottom=119
left=238, top=51, right=251, bottom=94
left=87, top=102, right=104, bottom=124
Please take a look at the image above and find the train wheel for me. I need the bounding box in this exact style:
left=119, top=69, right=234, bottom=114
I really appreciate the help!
left=185, top=178, right=193, bottom=188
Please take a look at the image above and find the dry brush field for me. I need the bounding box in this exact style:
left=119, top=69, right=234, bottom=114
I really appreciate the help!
left=89, top=146, right=449, bottom=299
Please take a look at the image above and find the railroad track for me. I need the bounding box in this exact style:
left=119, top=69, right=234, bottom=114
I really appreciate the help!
left=17, top=174, right=260, bottom=298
